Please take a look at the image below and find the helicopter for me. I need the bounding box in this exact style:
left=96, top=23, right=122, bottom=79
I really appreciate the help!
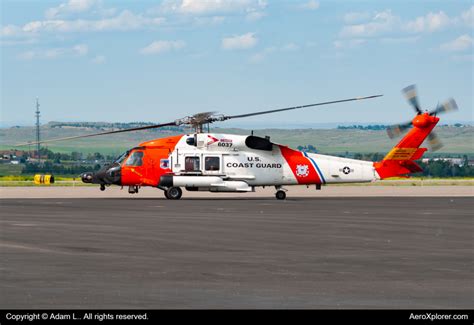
left=19, top=85, right=457, bottom=200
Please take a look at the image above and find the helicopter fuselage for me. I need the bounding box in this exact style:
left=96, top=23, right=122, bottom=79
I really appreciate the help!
left=82, top=133, right=379, bottom=194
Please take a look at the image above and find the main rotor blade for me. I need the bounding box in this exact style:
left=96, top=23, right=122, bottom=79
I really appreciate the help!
left=15, top=93, right=383, bottom=146
left=15, top=121, right=177, bottom=146
left=221, top=94, right=383, bottom=121
left=402, top=84, right=422, bottom=115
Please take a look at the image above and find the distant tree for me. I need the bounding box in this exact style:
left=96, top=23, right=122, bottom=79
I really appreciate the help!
left=337, top=125, right=388, bottom=130
left=296, top=144, right=318, bottom=153
left=71, top=152, right=82, bottom=161
left=22, top=162, right=102, bottom=175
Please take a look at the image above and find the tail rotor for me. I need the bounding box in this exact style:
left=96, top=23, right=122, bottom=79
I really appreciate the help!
left=386, top=84, right=459, bottom=151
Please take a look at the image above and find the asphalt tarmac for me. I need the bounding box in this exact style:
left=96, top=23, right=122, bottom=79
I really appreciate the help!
left=0, top=197, right=473, bottom=308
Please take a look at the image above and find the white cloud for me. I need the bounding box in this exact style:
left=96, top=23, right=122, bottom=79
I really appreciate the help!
left=192, top=16, right=225, bottom=26
left=378, top=36, right=420, bottom=44
left=45, top=0, right=99, bottom=19
left=404, top=11, right=451, bottom=33
left=460, top=5, right=474, bottom=27
left=0, top=0, right=271, bottom=39
left=4, top=10, right=165, bottom=36
left=249, top=46, right=276, bottom=63
left=333, top=39, right=366, bottom=49
left=299, top=0, right=319, bottom=11
left=333, top=36, right=420, bottom=50
left=91, top=55, right=106, bottom=63
left=451, top=53, right=474, bottom=62
left=343, top=11, right=370, bottom=24
left=339, top=10, right=398, bottom=38
left=160, top=0, right=266, bottom=15
left=0, top=38, right=38, bottom=46
left=222, top=32, right=257, bottom=50
left=18, top=51, right=36, bottom=60
left=440, top=34, right=473, bottom=52
left=249, top=43, right=301, bottom=63
left=140, top=40, right=186, bottom=55
left=153, top=0, right=268, bottom=24
left=282, top=43, right=299, bottom=51
left=18, top=43, right=88, bottom=60
left=73, top=44, right=88, bottom=55
left=1, top=25, right=22, bottom=37
left=246, top=10, right=265, bottom=21
left=339, top=7, right=473, bottom=39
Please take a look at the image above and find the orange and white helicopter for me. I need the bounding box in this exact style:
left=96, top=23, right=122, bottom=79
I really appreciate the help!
left=22, top=85, right=457, bottom=200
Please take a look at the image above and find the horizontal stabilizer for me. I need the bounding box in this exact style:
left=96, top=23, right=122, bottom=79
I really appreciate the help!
left=401, top=160, right=423, bottom=173
left=374, top=160, right=422, bottom=179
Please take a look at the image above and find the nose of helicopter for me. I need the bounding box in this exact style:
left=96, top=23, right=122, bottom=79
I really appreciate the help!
left=80, top=172, right=96, bottom=183
left=80, top=164, right=121, bottom=185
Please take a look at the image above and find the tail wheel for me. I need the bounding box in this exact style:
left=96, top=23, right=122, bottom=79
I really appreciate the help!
left=275, top=190, right=286, bottom=200
left=166, top=187, right=182, bottom=200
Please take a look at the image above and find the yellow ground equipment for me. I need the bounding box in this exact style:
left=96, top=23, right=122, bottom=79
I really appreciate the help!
left=34, top=174, right=55, bottom=185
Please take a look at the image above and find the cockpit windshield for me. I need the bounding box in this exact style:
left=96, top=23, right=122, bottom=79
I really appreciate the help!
left=113, top=151, right=129, bottom=165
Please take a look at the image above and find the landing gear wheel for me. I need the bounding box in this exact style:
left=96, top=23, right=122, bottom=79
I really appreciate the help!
left=275, top=190, right=286, bottom=200
left=100, top=184, right=106, bottom=191
left=166, top=187, right=182, bottom=200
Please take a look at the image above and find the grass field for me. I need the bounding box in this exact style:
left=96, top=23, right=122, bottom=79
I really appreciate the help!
left=1, top=124, right=473, bottom=156
left=0, top=164, right=23, bottom=176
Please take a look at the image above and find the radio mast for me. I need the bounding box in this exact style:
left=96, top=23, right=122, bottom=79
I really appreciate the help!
left=35, top=98, right=41, bottom=162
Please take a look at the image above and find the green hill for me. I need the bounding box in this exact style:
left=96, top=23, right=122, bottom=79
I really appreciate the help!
left=1, top=122, right=472, bottom=156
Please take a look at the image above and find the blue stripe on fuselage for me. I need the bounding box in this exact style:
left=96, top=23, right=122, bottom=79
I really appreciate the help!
left=303, top=152, right=326, bottom=184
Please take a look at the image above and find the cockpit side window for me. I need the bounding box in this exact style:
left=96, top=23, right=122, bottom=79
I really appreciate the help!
left=125, top=151, right=144, bottom=166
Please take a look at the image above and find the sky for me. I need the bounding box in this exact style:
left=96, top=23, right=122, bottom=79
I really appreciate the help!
left=1, top=0, right=473, bottom=128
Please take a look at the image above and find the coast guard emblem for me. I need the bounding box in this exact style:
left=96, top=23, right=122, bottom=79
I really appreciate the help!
left=160, top=159, right=170, bottom=169
left=296, top=164, right=309, bottom=177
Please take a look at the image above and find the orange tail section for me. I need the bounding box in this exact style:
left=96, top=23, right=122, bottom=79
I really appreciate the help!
left=374, top=113, right=439, bottom=179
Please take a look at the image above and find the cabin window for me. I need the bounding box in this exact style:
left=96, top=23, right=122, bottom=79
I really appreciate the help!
left=185, top=156, right=200, bottom=171
left=125, top=151, right=144, bottom=166
left=205, top=157, right=220, bottom=171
